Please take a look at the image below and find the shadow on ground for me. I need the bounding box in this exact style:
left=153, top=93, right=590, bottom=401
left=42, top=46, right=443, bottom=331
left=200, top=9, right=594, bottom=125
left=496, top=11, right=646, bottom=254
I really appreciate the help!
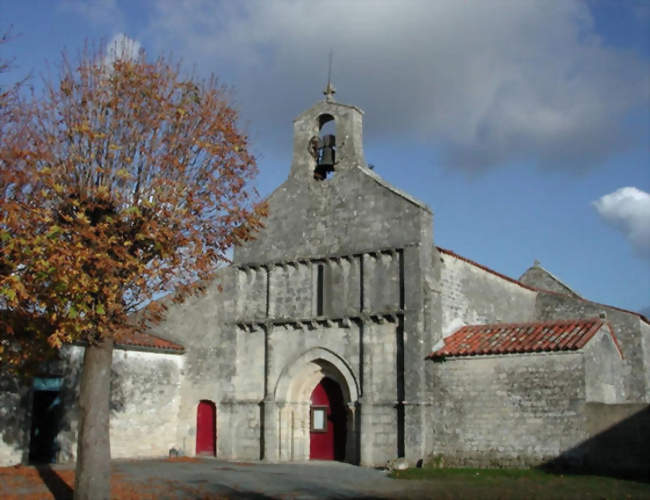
left=36, top=465, right=73, bottom=500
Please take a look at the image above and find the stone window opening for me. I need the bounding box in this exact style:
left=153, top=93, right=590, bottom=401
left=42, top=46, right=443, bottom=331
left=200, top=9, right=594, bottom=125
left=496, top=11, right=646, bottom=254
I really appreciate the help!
left=312, top=114, right=336, bottom=181
left=315, top=262, right=325, bottom=316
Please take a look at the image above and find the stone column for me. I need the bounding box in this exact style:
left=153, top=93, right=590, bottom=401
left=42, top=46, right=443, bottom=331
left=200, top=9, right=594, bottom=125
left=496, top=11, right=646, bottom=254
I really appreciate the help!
left=345, top=401, right=359, bottom=464
left=403, top=402, right=426, bottom=464
left=401, top=245, right=430, bottom=463
left=262, top=398, right=279, bottom=462
left=261, top=322, right=279, bottom=461
left=357, top=397, right=375, bottom=466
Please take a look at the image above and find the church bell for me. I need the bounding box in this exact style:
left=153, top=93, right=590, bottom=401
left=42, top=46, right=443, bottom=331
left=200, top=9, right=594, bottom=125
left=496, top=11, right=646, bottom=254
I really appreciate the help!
left=317, top=134, right=336, bottom=169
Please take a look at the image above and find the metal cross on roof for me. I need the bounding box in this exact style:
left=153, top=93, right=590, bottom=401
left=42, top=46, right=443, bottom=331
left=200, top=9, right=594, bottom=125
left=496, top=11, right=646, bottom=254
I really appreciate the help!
left=323, top=51, right=336, bottom=101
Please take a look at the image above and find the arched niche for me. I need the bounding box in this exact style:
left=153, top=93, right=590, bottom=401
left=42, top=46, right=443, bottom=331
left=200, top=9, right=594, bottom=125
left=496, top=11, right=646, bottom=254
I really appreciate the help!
left=273, top=347, right=359, bottom=404
left=270, top=347, right=360, bottom=463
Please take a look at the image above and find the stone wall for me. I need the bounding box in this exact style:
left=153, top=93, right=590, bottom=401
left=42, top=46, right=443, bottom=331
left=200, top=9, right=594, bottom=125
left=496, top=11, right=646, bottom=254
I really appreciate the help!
left=0, top=345, right=184, bottom=466
left=235, top=167, right=430, bottom=266
left=236, top=266, right=268, bottom=320
left=0, top=375, right=31, bottom=466
left=535, top=291, right=648, bottom=402
left=545, top=403, right=649, bottom=477
left=148, top=232, right=417, bottom=464
left=641, top=321, right=650, bottom=402
left=583, top=326, right=626, bottom=403
left=519, top=265, right=580, bottom=297
left=218, top=401, right=262, bottom=460
left=438, top=251, right=537, bottom=337
left=57, top=346, right=184, bottom=462
left=429, top=352, right=587, bottom=467
left=109, top=349, right=183, bottom=458
left=148, top=270, right=240, bottom=457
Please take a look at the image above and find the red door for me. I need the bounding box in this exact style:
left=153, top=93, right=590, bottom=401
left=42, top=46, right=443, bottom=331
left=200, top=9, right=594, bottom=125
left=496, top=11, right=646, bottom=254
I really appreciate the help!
left=196, top=400, right=216, bottom=456
left=309, top=378, right=346, bottom=460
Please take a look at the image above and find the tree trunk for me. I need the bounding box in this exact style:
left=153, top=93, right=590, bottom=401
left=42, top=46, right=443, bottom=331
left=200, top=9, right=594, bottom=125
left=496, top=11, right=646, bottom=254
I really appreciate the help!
left=73, top=337, right=113, bottom=500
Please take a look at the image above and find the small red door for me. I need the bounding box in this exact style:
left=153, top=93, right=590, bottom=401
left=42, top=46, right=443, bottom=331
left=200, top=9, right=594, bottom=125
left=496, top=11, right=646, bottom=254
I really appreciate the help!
left=196, top=400, right=216, bottom=456
left=309, top=378, right=346, bottom=460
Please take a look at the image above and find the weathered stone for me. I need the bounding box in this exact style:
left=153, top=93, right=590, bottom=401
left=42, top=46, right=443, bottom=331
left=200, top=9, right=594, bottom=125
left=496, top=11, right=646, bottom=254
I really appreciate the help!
left=1, top=93, right=648, bottom=476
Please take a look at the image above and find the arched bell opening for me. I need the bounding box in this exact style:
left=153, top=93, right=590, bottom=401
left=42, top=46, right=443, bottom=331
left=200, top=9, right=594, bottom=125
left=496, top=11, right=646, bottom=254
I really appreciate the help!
left=311, top=113, right=336, bottom=181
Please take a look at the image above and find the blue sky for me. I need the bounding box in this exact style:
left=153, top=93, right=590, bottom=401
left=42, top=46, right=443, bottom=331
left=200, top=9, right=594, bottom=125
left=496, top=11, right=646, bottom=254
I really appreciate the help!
left=1, top=0, right=649, bottom=314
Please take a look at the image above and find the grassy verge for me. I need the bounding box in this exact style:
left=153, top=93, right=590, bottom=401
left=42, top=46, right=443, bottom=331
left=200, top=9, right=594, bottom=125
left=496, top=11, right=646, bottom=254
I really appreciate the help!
left=389, top=467, right=650, bottom=499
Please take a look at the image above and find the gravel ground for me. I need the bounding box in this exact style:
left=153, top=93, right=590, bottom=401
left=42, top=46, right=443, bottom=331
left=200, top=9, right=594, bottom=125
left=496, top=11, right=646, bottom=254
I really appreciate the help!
left=0, top=458, right=432, bottom=499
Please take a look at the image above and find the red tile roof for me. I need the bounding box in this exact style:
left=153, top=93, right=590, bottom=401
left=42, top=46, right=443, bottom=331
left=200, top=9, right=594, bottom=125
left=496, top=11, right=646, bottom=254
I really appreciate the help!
left=427, top=318, right=622, bottom=360
left=114, top=331, right=184, bottom=353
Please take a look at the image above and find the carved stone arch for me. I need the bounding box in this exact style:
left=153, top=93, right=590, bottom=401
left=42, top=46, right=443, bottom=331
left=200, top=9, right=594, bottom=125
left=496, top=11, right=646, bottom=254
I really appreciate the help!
left=267, top=347, right=360, bottom=463
left=318, top=113, right=335, bottom=130
left=273, top=347, right=359, bottom=404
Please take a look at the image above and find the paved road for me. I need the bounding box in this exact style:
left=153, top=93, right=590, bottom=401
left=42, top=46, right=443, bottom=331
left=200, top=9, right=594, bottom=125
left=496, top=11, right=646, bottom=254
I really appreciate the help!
left=111, top=458, right=430, bottom=499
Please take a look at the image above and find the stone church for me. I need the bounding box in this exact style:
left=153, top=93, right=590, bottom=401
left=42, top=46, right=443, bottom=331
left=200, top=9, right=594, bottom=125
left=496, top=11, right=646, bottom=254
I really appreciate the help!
left=1, top=91, right=648, bottom=474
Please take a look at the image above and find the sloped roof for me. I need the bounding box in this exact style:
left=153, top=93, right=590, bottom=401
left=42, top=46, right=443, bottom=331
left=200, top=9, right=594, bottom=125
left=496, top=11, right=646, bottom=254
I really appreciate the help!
left=436, top=246, right=537, bottom=292
left=427, top=318, right=621, bottom=360
left=361, top=166, right=432, bottom=212
left=519, top=261, right=581, bottom=297
left=114, top=331, right=184, bottom=353
left=436, top=246, right=649, bottom=324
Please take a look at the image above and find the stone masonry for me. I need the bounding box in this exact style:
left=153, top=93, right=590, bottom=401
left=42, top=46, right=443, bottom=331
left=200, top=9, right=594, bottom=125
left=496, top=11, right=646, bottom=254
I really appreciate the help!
left=1, top=93, right=648, bottom=473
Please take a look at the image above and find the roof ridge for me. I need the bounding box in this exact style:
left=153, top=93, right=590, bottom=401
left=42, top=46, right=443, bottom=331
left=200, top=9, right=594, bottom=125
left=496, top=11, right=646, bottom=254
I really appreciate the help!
left=436, top=246, right=538, bottom=292
left=436, top=246, right=649, bottom=325
left=535, top=287, right=650, bottom=325
left=526, top=261, right=581, bottom=297
left=360, top=165, right=432, bottom=212
left=452, top=317, right=603, bottom=330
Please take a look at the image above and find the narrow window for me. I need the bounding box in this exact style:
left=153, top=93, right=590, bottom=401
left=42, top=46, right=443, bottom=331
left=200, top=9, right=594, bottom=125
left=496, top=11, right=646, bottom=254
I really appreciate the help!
left=316, top=263, right=325, bottom=316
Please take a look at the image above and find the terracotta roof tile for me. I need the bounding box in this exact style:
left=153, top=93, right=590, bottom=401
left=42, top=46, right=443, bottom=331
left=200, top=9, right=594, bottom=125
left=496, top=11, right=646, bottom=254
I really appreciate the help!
left=114, top=331, right=184, bottom=353
left=427, top=318, right=620, bottom=360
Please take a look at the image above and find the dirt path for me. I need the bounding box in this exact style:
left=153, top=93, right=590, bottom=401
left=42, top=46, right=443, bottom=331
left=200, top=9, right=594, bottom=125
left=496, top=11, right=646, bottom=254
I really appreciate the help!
left=0, top=458, right=426, bottom=499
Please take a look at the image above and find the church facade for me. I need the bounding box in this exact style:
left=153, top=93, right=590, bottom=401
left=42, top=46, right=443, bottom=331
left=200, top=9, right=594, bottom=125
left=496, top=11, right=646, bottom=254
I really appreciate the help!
left=1, top=95, right=648, bottom=474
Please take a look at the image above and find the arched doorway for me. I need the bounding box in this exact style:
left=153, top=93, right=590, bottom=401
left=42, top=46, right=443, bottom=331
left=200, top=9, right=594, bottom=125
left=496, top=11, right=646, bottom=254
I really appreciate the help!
left=195, top=400, right=216, bottom=456
left=272, top=348, right=359, bottom=463
left=309, top=377, right=346, bottom=460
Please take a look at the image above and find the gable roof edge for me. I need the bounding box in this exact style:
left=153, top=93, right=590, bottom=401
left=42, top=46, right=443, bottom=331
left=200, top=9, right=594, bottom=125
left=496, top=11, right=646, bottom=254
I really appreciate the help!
left=436, top=246, right=537, bottom=292
left=521, top=262, right=581, bottom=297
left=358, top=165, right=432, bottom=212
left=437, top=246, right=649, bottom=325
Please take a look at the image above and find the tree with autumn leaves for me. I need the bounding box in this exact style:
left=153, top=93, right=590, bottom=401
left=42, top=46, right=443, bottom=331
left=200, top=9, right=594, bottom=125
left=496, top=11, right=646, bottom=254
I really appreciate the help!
left=0, top=42, right=265, bottom=499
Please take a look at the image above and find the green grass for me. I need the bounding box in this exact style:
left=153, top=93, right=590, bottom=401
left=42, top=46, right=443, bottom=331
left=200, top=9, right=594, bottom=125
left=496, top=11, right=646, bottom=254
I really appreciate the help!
left=389, top=467, right=650, bottom=499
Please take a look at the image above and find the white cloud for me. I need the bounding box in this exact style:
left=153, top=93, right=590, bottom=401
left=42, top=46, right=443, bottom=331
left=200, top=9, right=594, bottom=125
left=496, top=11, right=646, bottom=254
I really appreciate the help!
left=141, top=0, right=648, bottom=171
left=105, top=33, right=141, bottom=66
left=593, top=187, right=650, bottom=258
